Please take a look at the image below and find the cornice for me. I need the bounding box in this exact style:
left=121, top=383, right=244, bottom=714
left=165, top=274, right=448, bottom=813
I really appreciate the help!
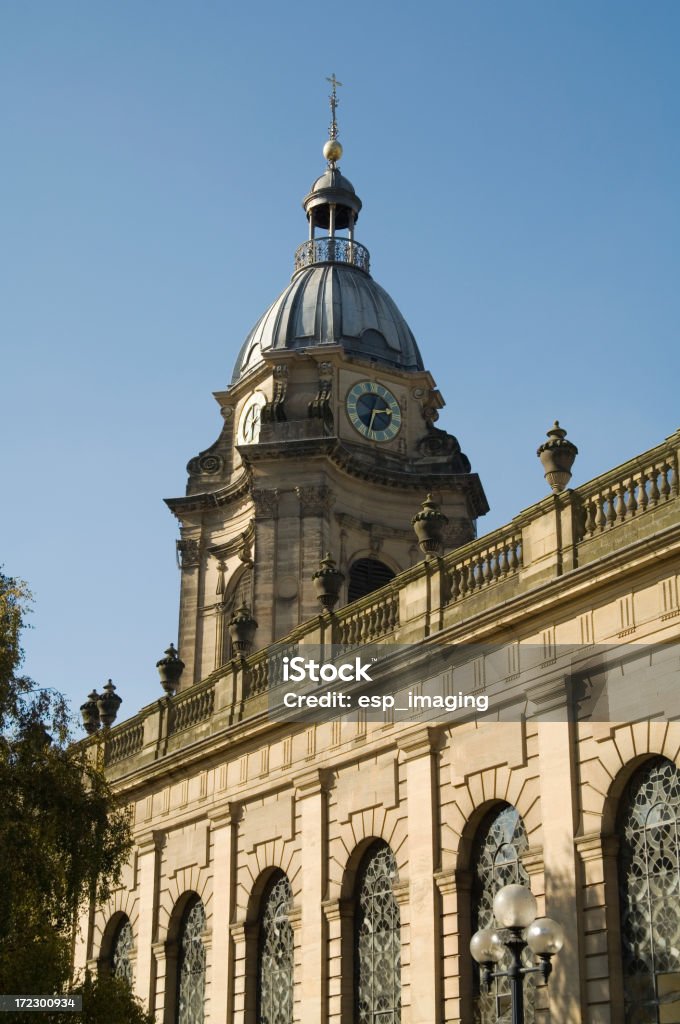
left=164, top=471, right=250, bottom=517
left=107, top=523, right=680, bottom=800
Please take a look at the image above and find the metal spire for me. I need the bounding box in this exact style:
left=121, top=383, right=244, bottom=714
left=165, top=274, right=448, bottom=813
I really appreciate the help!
left=326, top=73, right=342, bottom=141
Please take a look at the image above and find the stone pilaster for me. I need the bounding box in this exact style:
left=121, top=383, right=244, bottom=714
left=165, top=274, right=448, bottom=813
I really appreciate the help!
left=207, top=804, right=240, bottom=1023
left=322, top=897, right=353, bottom=1024
left=532, top=679, right=583, bottom=1023
left=176, top=535, right=202, bottom=687
left=134, top=830, right=164, bottom=1012
left=397, top=727, right=444, bottom=1024
left=294, top=768, right=332, bottom=1024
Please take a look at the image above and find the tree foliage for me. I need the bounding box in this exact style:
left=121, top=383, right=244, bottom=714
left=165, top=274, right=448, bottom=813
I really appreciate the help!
left=0, top=571, right=150, bottom=1022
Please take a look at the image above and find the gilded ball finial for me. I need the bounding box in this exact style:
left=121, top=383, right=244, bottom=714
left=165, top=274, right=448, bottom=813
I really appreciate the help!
left=323, top=139, right=343, bottom=164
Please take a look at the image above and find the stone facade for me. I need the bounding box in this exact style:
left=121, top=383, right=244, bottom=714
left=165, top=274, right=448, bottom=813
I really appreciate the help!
left=76, top=141, right=680, bottom=1022
left=76, top=426, right=680, bottom=1023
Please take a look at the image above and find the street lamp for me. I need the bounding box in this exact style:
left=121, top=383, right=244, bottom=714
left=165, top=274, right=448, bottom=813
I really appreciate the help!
left=469, top=883, right=564, bottom=1024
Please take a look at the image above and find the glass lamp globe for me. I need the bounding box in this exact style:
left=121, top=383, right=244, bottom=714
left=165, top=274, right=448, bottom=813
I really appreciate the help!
left=493, top=884, right=538, bottom=929
left=526, top=917, right=565, bottom=956
left=470, top=928, right=504, bottom=964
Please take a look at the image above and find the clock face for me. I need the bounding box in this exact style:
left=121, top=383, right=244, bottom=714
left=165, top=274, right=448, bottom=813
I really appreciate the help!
left=237, top=393, right=266, bottom=444
left=346, top=381, right=402, bottom=442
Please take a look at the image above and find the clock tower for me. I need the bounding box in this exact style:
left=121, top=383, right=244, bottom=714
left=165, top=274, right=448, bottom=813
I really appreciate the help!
left=166, top=110, right=489, bottom=688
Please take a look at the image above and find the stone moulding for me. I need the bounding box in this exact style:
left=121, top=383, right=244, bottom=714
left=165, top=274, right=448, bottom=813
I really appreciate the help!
left=98, top=429, right=680, bottom=776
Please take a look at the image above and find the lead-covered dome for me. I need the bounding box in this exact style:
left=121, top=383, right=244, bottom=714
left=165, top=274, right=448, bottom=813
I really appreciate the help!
left=232, top=263, right=424, bottom=382
left=231, top=134, right=424, bottom=382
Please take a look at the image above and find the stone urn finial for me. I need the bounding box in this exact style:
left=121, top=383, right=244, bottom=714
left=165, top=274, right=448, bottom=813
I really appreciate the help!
left=537, top=421, right=578, bottom=493
left=229, top=605, right=258, bottom=655
left=156, top=642, right=185, bottom=696
left=80, top=689, right=101, bottom=734
left=97, top=679, right=122, bottom=729
left=411, top=493, right=449, bottom=556
left=312, top=552, right=345, bottom=611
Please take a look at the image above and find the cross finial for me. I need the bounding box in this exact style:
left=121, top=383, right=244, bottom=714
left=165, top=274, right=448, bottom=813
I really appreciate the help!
left=326, top=73, right=342, bottom=141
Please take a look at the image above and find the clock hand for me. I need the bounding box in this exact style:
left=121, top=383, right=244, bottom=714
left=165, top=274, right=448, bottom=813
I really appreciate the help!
left=368, top=407, right=392, bottom=431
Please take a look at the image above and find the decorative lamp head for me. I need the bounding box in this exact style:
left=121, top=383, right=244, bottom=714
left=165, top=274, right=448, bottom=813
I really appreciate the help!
left=492, top=883, right=538, bottom=929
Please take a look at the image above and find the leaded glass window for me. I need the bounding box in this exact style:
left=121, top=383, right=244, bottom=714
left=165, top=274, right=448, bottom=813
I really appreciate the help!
left=618, top=757, right=680, bottom=1023
left=112, top=918, right=134, bottom=986
left=258, top=873, right=294, bottom=1024
left=177, top=899, right=206, bottom=1024
left=355, top=842, right=401, bottom=1024
left=472, top=805, right=534, bottom=1024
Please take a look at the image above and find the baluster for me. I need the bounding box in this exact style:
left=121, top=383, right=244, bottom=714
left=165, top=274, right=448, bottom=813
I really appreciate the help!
left=497, top=545, right=509, bottom=577
left=649, top=468, right=660, bottom=507
left=595, top=494, right=606, bottom=531
left=625, top=477, right=637, bottom=517
left=661, top=462, right=671, bottom=500
left=583, top=500, right=595, bottom=537
left=616, top=483, right=627, bottom=523
left=508, top=541, right=519, bottom=571
left=637, top=470, right=648, bottom=513
left=605, top=491, right=617, bottom=527
left=482, top=552, right=493, bottom=585
left=671, top=454, right=679, bottom=497
left=449, top=569, right=460, bottom=601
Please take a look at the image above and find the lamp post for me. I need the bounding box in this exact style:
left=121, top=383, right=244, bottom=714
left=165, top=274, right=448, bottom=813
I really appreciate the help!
left=469, top=883, right=565, bottom=1024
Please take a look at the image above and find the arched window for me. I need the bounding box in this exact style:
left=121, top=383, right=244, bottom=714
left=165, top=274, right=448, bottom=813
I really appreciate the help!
left=471, top=805, right=534, bottom=1024
left=355, top=842, right=401, bottom=1024
left=257, top=873, right=294, bottom=1024
left=348, top=558, right=395, bottom=603
left=111, top=918, right=134, bottom=986
left=618, top=757, right=680, bottom=1022
left=176, top=898, right=206, bottom=1024
left=218, top=567, right=253, bottom=664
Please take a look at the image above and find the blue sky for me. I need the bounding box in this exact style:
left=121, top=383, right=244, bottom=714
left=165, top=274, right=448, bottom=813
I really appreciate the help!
left=2, top=2, right=679, bottom=728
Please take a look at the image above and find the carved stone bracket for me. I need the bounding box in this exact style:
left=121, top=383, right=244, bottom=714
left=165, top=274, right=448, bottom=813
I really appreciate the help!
left=261, top=364, right=288, bottom=423
left=176, top=538, right=200, bottom=569
left=308, top=361, right=334, bottom=423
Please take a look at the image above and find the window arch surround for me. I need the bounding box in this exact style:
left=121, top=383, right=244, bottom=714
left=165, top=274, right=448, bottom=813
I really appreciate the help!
left=351, top=839, right=402, bottom=1024
left=98, top=911, right=135, bottom=984
left=164, top=891, right=207, bottom=1024
left=614, top=756, right=680, bottom=1023
left=461, top=801, right=535, bottom=1024
left=256, top=870, right=295, bottom=1024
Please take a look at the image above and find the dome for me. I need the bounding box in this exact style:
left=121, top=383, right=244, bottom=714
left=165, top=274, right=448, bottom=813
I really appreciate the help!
left=232, top=263, right=424, bottom=382
left=309, top=168, right=356, bottom=196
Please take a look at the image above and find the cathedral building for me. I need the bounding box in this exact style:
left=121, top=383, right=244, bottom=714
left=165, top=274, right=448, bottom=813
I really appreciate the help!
left=76, top=95, right=680, bottom=1024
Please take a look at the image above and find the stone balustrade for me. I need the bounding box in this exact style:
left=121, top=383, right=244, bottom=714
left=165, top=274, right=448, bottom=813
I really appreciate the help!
left=168, top=680, right=215, bottom=734
left=577, top=439, right=678, bottom=540
left=104, top=717, right=145, bottom=765
left=336, top=588, right=399, bottom=646
left=446, top=528, right=523, bottom=602
left=96, top=428, right=680, bottom=776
